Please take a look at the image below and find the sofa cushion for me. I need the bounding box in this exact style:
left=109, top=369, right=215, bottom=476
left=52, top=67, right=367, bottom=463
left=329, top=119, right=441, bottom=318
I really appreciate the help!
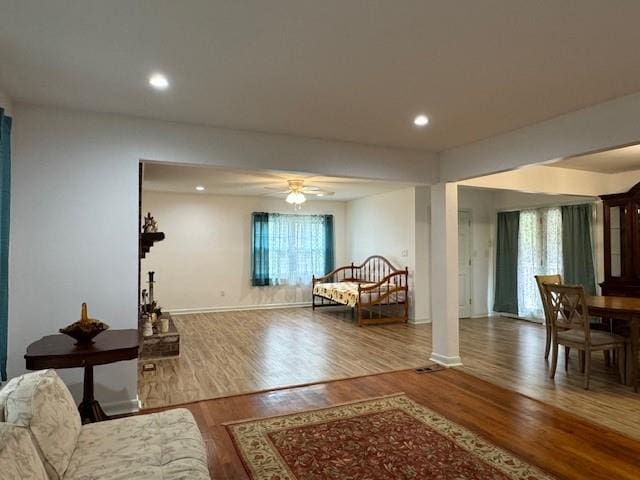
left=0, top=369, right=82, bottom=480
left=0, top=423, right=49, bottom=480
left=64, top=408, right=209, bottom=480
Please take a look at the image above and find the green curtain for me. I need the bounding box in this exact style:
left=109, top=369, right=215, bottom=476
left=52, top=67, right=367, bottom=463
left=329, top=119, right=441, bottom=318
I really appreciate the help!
left=323, top=214, right=335, bottom=275
left=0, top=108, right=12, bottom=381
left=494, top=211, right=520, bottom=314
left=251, top=212, right=270, bottom=286
left=561, top=204, right=596, bottom=295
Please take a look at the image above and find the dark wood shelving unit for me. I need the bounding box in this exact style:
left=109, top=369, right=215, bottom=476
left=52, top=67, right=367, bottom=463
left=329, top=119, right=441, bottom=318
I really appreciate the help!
left=600, top=181, right=640, bottom=296
left=140, top=232, right=165, bottom=259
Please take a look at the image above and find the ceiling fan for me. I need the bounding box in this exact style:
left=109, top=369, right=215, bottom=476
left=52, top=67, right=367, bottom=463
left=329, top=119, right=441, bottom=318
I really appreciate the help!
left=265, top=179, right=334, bottom=208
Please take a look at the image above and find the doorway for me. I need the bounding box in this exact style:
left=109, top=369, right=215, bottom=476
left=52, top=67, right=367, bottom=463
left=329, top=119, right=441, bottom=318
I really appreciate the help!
left=458, top=210, right=472, bottom=318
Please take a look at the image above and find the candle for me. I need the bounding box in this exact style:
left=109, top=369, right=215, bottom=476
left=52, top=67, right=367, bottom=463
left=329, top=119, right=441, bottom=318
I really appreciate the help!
left=80, top=303, right=90, bottom=325
left=160, top=317, right=169, bottom=333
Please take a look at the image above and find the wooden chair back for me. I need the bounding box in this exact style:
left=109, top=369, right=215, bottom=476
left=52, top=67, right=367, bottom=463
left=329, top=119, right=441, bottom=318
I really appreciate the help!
left=535, top=274, right=562, bottom=324
left=544, top=284, right=591, bottom=343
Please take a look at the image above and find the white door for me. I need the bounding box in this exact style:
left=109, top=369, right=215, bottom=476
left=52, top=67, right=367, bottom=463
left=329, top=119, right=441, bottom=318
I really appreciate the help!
left=458, top=211, right=472, bottom=318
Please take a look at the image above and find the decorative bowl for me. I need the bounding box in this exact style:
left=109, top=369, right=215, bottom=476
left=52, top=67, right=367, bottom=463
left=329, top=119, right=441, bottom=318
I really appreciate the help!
left=59, top=303, right=110, bottom=345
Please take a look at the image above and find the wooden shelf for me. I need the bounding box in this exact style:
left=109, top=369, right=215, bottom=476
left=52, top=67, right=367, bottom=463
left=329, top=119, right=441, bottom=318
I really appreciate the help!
left=140, top=232, right=165, bottom=259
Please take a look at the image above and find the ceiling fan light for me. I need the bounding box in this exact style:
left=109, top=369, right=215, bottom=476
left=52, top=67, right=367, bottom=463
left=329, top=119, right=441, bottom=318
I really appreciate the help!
left=286, top=191, right=306, bottom=205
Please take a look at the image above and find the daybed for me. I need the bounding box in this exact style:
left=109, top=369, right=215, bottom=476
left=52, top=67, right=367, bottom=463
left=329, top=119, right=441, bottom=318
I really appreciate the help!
left=0, top=369, right=210, bottom=480
left=312, top=255, right=409, bottom=326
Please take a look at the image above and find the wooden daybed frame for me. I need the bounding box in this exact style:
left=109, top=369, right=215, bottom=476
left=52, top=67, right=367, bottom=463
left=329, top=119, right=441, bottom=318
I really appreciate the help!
left=312, top=255, right=409, bottom=326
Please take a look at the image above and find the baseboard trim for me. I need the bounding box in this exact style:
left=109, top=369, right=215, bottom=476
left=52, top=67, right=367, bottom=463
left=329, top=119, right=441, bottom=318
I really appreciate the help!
left=497, top=313, right=544, bottom=325
left=168, top=302, right=312, bottom=315
left=429, top=353, right=463, bottom=367
left=102, top=397, right=140, bottom=416
left=409, top=317, right=432, bottom=325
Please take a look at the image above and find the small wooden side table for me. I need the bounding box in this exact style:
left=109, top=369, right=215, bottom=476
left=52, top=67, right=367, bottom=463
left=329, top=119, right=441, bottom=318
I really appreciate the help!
left=25, top=329, right=139, bottom=423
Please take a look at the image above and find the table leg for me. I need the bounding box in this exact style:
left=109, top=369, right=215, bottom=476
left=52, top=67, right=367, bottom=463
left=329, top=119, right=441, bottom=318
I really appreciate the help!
left=77, top=365, right=108, bottom=423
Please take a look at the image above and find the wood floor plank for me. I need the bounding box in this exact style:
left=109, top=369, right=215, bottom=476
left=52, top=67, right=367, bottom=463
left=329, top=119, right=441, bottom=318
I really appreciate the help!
left=138, top=308, right=640, bottom=441
left=146, top=369, right=640, bottom=480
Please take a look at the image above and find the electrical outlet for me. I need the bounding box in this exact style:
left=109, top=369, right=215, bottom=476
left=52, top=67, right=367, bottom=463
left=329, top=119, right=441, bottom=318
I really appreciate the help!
left=220, top=290, right=225, bottom=297
left=401, top=249, right=408, bottom=257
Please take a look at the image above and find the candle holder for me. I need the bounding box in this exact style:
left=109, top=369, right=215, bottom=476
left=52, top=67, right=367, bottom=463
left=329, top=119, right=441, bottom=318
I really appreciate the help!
left=59, top=303, right=110, bottom=345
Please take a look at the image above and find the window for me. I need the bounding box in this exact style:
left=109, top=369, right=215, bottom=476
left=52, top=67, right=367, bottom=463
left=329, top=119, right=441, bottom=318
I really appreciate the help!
left=251, top=213, right=334, bottom=286
left=517, top=207, right=563, bottom=319
left=494, top=203, right=595, bottom=320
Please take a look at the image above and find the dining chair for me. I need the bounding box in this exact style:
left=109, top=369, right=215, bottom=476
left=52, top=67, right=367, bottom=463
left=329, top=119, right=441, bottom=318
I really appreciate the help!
left=535, top=274, right=563, bottom=360
left=545, top=284, right=627, bottom=389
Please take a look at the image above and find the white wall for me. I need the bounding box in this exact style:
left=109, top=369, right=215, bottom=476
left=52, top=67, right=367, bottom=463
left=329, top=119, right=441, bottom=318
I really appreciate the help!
left=458, top=188, right=495, bottom=318
left=413, top=186, right=430, bottom=323
left=141, top=191, right=346, bottom=312
left=9, top=104, right=437, bottom=409
left=0, top=88, right=12, bottom=115
left=347, top=188, right=414, bottom=272
left=10, top=108, right=139, bottom=408
left=345, top=187, right=430, bottom=322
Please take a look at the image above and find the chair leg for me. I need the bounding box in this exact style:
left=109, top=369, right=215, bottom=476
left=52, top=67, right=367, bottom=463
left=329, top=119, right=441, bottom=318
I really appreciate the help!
left=604, top=350, right=611, bottom=367
left=584, top=350, right=592, bottom=390
left=550, top=341, right=559, bottom=379
left=579, top=350, right=585, bottom=373
left=544, top=323, right=552, bottom=360
left=564, top=346, right=570, bottom=372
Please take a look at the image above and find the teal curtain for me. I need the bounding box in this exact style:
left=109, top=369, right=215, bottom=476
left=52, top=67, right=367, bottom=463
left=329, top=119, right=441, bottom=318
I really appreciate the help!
left=561, top=204, right=596, bottom=295
left=494, top=211, right=520, bottom=314
left=0, top=108, right=12, bottom=381
left=323, top=215, right=335, bottom=275
left=251, top=212, right=270, bottom=286
left=251, top=213, right=334, bottom=286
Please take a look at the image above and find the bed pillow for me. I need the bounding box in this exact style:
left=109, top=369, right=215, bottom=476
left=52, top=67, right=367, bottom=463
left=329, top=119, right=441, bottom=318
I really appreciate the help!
left=0, top=423, right=49, bottom=480
left=1, top=369, right=81, bottom=480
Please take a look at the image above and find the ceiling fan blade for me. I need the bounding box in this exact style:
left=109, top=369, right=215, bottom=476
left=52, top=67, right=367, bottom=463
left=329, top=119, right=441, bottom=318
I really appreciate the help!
left=264, top=186, right=290, bottom=193
left=308, top=190, right=335, bottom=197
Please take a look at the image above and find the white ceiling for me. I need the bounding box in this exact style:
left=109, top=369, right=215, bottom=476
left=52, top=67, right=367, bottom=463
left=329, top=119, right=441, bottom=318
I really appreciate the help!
left=3, top=2, right=640, bottom=151
left=143, top=163, right=411, bottom=201
left=550, top=144, right=640, bottom=173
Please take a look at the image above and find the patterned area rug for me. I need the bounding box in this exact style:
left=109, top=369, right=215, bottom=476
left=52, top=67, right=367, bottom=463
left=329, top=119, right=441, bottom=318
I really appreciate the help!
left=225, top=393, right=554, bottom=480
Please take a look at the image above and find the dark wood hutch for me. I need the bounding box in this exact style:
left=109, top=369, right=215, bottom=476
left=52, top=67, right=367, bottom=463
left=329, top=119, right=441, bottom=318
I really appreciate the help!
left=600, top=181, right=640, bottom=297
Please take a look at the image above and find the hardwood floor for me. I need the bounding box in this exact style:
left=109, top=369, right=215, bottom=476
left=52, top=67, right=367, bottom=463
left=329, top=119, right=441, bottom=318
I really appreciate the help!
left=138, top=308, right=640, bottom=440
left=147, top=369, right=640, bottom=480
left=138, top=308, right=432, bottom=407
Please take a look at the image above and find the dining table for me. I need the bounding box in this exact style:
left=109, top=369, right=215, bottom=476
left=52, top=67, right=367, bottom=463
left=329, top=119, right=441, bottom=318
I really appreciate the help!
left=586, top=295, right=640, bottom=392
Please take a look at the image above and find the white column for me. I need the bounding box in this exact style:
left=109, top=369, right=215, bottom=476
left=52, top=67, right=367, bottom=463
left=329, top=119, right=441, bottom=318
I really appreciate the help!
left=430, top=182, right=462, bottom=366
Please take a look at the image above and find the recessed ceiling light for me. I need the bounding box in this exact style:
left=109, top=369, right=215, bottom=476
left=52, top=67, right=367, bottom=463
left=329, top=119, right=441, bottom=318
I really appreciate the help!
left=413, top=114, right=429, bottom=127
left=195, top=186, right=205, bottom=191
left=148, top=73, right=170, bottom=90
